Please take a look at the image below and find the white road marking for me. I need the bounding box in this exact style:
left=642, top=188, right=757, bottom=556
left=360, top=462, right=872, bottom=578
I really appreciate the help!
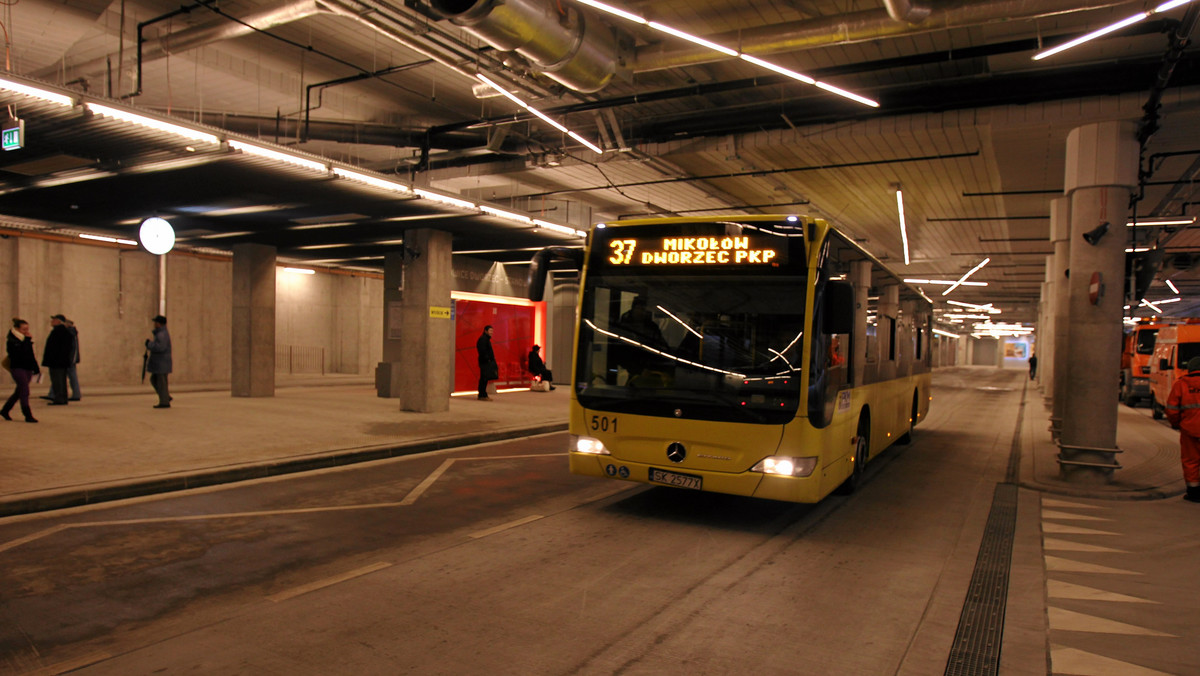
left=1042, top=498, right=1102, bottom=509
left=1041, top=522, right=1119, bottom=536
left=469, top=515, right=545, bottom=539
left=1045, top=556, right=1142, bottom=575
left=1042, top=537, right=1124, bottom=553
left=1050, top=645, right=1175, bottom=675
left=267, top=562, right=393, bottom=603
left=20, top=651, right=112, bottom=676
left=400, top=458, right=456, bottom=505
left=1047, top=580, right=1157, bottom=604
left=0, top=524, right=72, bottom=555
left=1041, top=509, right=1111, bottom=521
left=1048, top=607, right=1176, bottom=637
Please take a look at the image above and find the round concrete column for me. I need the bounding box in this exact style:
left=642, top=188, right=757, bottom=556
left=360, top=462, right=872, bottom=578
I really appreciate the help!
left=1049, top=198, right=1071, bottom=430
left=1060, top=121, right=1138, bottom=476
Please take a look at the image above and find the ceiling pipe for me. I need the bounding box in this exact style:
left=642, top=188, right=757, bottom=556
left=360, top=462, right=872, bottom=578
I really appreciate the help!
left=884, top=0, right=932, bottom=23
left=427, top=0, right=622, bottom=93
left=633, top=0, right=1137, bottom=72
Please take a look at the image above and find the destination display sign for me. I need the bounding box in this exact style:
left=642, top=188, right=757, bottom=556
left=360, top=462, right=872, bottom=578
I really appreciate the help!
left=604, top=235, right=787, bottom=267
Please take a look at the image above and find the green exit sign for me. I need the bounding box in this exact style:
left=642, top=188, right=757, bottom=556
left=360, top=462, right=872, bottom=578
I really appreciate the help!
left=2, top=120, right=24, bottom=151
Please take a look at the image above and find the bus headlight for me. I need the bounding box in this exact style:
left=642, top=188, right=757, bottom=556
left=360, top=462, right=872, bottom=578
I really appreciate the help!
left=752, top=456, right=818, bottom=477
left=572, top=435, right=610, bottom=455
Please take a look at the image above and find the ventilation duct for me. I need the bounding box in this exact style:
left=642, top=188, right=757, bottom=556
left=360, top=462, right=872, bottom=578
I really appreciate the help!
left=884, top=0, right=931, bottom=23
left=429, top=0, right=620, bottom=93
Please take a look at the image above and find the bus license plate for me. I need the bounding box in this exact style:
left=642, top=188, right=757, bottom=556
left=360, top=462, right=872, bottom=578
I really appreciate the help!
left=649, top=468, right=702, bottom=490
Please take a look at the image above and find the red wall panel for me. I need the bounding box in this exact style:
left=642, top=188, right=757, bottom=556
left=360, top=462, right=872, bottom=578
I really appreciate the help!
left=454, top=300, right=537, bottom=392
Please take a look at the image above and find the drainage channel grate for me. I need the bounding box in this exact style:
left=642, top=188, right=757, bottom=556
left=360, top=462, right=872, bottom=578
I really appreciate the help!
left=944, top=482, right=1019, bottom=676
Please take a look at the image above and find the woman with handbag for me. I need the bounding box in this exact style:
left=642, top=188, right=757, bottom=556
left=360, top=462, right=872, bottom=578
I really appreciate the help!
left=3, top=318, right=40, bottom=422
left=477, top=325, right=498, bottom=401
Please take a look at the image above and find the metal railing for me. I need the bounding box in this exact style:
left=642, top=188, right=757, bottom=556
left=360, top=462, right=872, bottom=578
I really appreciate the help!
left=275, top=345, right=326, bottom=375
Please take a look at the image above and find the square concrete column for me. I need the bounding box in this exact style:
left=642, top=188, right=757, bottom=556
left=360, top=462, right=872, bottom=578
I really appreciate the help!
left=232, top=243, right=276, bottom=397
left=376, top=229, right=453, bottom=413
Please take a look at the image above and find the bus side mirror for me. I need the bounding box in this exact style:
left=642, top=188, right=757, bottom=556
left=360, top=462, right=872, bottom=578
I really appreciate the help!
left=823, top=281, right=854, bottom=334
left=527, top=247, right=584, bottom=302
left=1160, top=358, right=1170, bottom=371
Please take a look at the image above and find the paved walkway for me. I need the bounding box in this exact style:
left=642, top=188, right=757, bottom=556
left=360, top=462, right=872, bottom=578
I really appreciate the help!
left=0, top=377, right=569, bottom=516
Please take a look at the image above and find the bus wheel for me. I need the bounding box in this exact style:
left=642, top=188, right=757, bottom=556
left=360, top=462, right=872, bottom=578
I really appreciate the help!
left=835, top=418, right=870, bottom=495
left=1123, top=391, right=1139, bottom=408
left=1152, top=396, right=1164, bottom=420
left=897, top=392, right=917, bottom=445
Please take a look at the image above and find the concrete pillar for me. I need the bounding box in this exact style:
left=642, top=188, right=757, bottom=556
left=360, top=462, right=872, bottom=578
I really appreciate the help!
left=1038, top=265, right=1052, bottom=392
left=1049, top=198, right=1071, bottom=425
left=232, top=243, right=276, bottom=397
left=1060, top=121, right=1138, bottom=476
left=376, top=229, right=453, bottom=413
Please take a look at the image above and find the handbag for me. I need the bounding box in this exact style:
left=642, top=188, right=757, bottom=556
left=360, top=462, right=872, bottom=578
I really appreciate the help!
left=483, top=361, right=499, bottom=380
left=0, top=355, right=10, bottom=372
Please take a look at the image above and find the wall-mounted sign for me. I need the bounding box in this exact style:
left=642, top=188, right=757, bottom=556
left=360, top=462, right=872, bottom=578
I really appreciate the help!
left=2, top=119, right=24, bottom=151
left=604, top=235, right=786, bottom=267
left=1088, top=272, right=1103, bottom=306
left=429, top=306, right=451, bottom=319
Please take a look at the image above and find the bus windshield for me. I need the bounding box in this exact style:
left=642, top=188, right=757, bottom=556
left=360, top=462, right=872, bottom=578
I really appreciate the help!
left=576, top=221, right=807, bottom=424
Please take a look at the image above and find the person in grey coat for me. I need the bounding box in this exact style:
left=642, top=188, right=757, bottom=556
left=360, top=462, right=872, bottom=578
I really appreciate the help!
left=146, top=315, right=172, bottom=409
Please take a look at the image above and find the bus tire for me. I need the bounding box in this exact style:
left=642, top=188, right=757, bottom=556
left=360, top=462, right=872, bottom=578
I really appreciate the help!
left=835, top=415, right=870, bottom=495
left=1123, top=391, right=1139, bottom=408
left=897, top=391, right=917, bottom=445
left=1152, top=395, right=1164, bottom=420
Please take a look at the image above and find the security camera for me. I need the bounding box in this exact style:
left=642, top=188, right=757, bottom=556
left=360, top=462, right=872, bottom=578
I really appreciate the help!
left=1082, top=221, right=1110, bottom=246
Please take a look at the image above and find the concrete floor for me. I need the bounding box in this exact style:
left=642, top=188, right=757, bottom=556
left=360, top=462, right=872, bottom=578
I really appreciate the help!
left=0, top=368, right=1195, bottom=675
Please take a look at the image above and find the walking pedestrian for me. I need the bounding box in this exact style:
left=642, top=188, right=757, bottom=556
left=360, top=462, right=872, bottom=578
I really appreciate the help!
left=477, top=325, right=497, bottom=401
left=146, top=315, right=173, bottom=409
left=1164, top=355, right=1200, bottom=503
left=1028, top=353, right=1038, bottom=380
left=2, top=318, right=40, bottom=422
left=41, top=314, right=73, bottom=405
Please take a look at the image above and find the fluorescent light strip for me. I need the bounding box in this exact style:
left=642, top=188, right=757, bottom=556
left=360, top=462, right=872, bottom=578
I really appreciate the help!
left=574, top=0, right=876, bottom=107
left=1140, top=299, right=1163, bottom=312
left=533, top=219, right=587, bottom=237
left=452, top=290, right=535, bottom=307
left=1032, top=1, right=1197, bottom=61
left=942, top=257, right=990, bottom=296
left=283, top=267, right=316, bottom=275
left=475, top=74, right=604, bottom=153
left=414, top=189, right=476, bottom=210
left=480, top=205, right=534, bottom=224
left=895, top=188, right=910, bottom=265
left=905, top=278, right=988, bottom=287
left=228, top=140, right=327, bottom=172
left=1167, top=279, right=1181, bottom=294
left=932, top=328, right=960, bottom=339
left=87, top=104, right=219, bottom=144
left=79, top=233, right=138, bottom=246
left=1153, top=297, right=1181, bottom=304
left=0, top=77, right=74, bottom=106
left=1127, top=217, right=1195, bottom=227
left=332, top=167, right=412, bottom=194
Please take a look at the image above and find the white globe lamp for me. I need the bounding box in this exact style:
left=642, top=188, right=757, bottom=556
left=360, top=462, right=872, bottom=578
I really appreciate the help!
left=139, top=217, right=175, bottom=255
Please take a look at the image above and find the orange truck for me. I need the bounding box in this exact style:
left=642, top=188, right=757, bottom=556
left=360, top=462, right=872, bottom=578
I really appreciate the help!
left=1148, top=322, right=1200, bottom=419
left=1122, top=320, right=1168, bottom=407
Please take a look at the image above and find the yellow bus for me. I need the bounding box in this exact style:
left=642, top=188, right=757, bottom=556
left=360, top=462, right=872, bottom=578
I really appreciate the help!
left=529, top=215, right=933, bottom=502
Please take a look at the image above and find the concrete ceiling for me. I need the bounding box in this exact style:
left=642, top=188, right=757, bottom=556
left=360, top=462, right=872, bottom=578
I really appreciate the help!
left=2, top=0, right=1200, bottom=326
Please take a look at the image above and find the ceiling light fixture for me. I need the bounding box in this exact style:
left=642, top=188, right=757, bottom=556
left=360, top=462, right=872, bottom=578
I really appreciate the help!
left=1032, top=0, right=1196, bottom=60
left=942, top=258, right=991, bottom=296
left=573, top=0, right=879, bottom=107
left=1166, top=279, right=1181, bottom=294
left=228, top=140, right=327, bottom=173
left=894, top=185, right=910, bottom=265
left=1140, top=298, right=1164, bottom=313
left=932, top=328, right=961, bottom=339
left=86, top=104, right=219, bottom=145
left=475, top=74, right=604, bottom=153
left=414, top=188, right=476, bottom=211
left=0, top=77, right=74, bottom=106
left=332, top=167, right=412, bottom=194
left=946, top=299, right=1000, bottom=313
left=1126, top=217, right=1196, bottom=227
left=79, top=233, right=138, bottom=246
left=283, top=267, right=316, bottom=275
left=904, top=278, right=988, bottom=287
left=480, top=205, right=534, bottom=224
left=533, top=219, right=587, bottom=237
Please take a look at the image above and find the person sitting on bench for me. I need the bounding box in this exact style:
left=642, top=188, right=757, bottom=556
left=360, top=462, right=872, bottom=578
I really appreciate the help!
left=528, top=345, right=556, bottom=391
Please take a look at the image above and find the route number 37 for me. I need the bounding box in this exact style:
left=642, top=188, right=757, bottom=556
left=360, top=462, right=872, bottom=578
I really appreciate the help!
left=591, top=415, right=618, bottom=433
left=608, top=239, right=637, bottom=265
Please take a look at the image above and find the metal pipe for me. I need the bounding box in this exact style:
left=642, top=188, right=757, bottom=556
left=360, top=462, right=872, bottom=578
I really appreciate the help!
left=429, top=0, right=620, bottom=93
left=633, top=0, right=1137, bottom=72
left=884, top=0, right=931, bottom=24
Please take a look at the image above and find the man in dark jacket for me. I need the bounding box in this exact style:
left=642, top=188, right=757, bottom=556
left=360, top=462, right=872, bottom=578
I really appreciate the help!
left=146, top=315, right=173, bottom=409
left=477, top=325, right=496, bottom=401
left=41, top=314, right=74, bottom=405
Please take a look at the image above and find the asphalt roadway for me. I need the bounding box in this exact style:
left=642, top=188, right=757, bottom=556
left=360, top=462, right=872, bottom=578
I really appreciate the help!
left=0, top=368, right=1196, bottom=675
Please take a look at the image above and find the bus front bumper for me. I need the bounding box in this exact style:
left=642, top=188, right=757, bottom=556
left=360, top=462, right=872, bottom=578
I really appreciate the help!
left=569, top=452, right=825, bottom=503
